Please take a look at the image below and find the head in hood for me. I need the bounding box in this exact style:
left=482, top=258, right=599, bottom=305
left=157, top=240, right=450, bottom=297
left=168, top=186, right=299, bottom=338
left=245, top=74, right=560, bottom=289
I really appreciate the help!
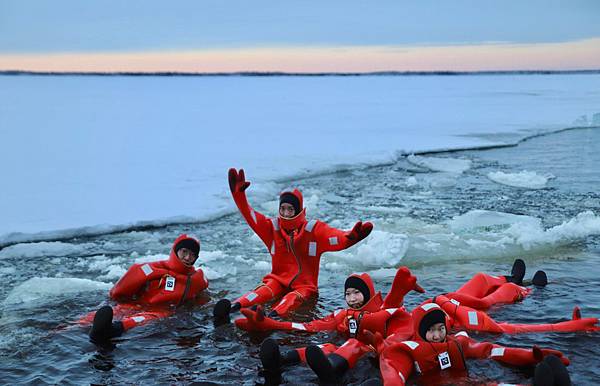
left=344, top=273, right=382, bottom=311
left=278, top=189, right=306, bottom=231
left=167, top=234, right=200, bottom=273
left=412, top=302, right=448, bottom=343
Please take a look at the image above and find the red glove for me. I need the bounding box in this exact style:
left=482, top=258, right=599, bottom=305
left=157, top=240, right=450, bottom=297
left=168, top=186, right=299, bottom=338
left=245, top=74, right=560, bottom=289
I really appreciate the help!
left=228, top=168, right=251, bottom=193
left=533, top=345, right=570, bottom=366
left=234, top=306, right=292, bottom=332
left=347, top=221, right=374, bottom=241
left=393, top=266, right=425, bottom=294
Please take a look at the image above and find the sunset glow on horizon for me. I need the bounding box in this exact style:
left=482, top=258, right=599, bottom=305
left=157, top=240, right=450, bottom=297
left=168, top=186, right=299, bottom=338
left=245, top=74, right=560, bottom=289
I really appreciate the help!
left=2, top=38, right=600, bottom=73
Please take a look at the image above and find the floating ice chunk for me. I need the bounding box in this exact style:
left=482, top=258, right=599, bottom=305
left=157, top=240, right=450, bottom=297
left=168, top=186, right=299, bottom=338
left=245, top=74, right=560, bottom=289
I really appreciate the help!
left=448, top=210, right=541, bottom=232
left=509, top=211, right=600, bottom=250
left=339, top=230, right=409, bottom=268
left=406, top=176, right=418, bottom=187
left=0, top=241, right=94, bottom=259
left=198, top=250, right=229, bottom=263
left=3, top=277, right=112, bottom=306
left=202, top=265, right=237, bottom=280
left=487, top=170, right=555, bottom=189
left=407, top=155, right=472, bottom=174
left=254, top=261, right=270, bottom=270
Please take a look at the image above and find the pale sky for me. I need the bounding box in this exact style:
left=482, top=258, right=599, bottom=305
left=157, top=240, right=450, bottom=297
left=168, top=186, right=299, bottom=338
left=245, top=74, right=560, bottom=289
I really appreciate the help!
left=1, top=0, right=600, bottom=72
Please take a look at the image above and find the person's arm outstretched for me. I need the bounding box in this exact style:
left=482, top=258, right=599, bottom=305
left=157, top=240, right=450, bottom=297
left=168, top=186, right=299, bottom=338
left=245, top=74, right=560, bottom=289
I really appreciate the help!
left=229, top=168, right=275, bottom=247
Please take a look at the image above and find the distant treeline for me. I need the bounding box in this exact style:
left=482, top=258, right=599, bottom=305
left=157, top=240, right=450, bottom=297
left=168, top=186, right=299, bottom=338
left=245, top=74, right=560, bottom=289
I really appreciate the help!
left=1, top=70, right=600, bottom=77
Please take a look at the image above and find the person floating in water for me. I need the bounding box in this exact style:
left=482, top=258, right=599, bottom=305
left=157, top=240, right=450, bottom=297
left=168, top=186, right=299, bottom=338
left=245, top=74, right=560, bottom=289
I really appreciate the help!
left=235, top=266, right=424, bottom=383
left=426, top=259, right=599, bottom=334
left=83, top=234, right=209, bottom=343
left=213, top=168, right=373, bottom=320
left=367, top=302, right=571, bottom=386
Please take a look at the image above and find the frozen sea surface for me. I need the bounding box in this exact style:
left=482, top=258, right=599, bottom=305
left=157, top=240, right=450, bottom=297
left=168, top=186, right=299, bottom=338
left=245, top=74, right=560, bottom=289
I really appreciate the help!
left=1, top=74, right=600, bottom=245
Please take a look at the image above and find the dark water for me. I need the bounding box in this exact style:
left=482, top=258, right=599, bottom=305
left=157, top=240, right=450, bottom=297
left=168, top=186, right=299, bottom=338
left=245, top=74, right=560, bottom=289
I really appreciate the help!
left=0, top=128, right=599, bottom=385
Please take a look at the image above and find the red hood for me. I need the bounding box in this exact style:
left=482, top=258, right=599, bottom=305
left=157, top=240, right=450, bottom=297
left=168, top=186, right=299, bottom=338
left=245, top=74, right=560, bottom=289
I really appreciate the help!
left=166, top=234, right=199, bottom=275
left=278, top=189, right=306, bottom=231
left=347, top=272, right=383, bottom=312
left=411, top=302, right=448, bottom=342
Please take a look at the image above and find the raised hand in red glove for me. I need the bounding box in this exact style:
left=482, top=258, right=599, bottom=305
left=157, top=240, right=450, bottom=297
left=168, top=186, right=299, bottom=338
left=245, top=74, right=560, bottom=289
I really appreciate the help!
left=383, top=266, right=424, bottom=308
left=228, top=168, right=251, bottom=193
left=533, top=345, right=570, bottom=366
left=234, top=306, right=292, bottom=332
left=347, top=221, right=374, bottom=242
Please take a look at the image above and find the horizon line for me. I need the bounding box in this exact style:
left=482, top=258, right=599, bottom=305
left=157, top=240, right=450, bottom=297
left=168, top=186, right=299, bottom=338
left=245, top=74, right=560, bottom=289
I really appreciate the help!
left=3, top=69, right=600, bottom=77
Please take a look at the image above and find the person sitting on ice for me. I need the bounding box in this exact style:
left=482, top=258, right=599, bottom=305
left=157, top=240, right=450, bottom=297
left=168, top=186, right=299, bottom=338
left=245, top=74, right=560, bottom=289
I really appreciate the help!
left=213, top=168, right=373, bottom=320
left=234, top=266, right=424, bottom=383
left=424, top=259, right=599, bottom=335
left=85, top=234, right=209, bottom=343
left=365, top=303, right=571, bottom=386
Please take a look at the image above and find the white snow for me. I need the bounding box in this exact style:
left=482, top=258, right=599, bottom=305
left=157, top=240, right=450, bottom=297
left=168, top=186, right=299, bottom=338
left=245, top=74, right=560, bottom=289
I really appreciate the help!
left=1, top=74, right=599, bottom=246
left=487, top=170, right=555, bottom=189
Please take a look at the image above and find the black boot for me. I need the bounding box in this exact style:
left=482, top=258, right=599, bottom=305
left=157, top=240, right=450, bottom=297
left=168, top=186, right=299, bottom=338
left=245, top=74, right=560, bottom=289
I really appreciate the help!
left=506, top=258, right=526, bottom=285
left=89, top=306, right=114, bottom=343
left=544, top=355, right=571, bottom=386
left=213, top=299, right=231, bottom=319
left=260, top=338, right=281, bottom=372
left=306, top=345, right=349, bottom=383
left=532, top=270, right=548, bottom=287
left=533, top=360, right=554, bottom=386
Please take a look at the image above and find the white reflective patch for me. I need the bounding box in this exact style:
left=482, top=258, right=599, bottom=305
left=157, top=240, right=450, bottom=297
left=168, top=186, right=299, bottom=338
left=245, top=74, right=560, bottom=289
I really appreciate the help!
left=341, top=341, right=350, bottom=347
left=305, top=220, right=317, bottom=232
left=414, top=361, right=422, bottom=374
left=450, top=298, right=460, bottom=306
left=491, top=347, right=505, bottom=357
left=132, top=316, right=145, bottom=323
left=292, top=323, right=306, bottom=330
left=278, top=298, right=286, bottom=305
left=402, top=341, right=419, bottom=350
left=246, top=292, right=258, bottom=301
left=328, top=236, right=338, bottom=246
left=386, top=308, right=398, bottom=315
left=272, top=218, right=279, bottom=231
left=455, top=331, right=469, bottom=338
left=250, top=210, right=257, bottom=224
left=318, top=344, right=324, bottom=348
left=270, top=242, right=275, bottom=255
left=308, top=242, right=317, bottom=256
left=398, top=371, right=406, bottom=382
left=468, top=311, right=479, bottom=325
left=334, top=309, right=343, bottom=316
left=491, top=275, right=500, bottom=279
left=421, top=303, right=440, bottom=311
left=141, top=264, right=153, bottom=276
left=164, top=276, right=176, bottom=291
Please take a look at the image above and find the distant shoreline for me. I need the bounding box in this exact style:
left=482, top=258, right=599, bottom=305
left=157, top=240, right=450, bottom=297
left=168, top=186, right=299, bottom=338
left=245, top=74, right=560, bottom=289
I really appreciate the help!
left=1, top=69, right=600, bottom=77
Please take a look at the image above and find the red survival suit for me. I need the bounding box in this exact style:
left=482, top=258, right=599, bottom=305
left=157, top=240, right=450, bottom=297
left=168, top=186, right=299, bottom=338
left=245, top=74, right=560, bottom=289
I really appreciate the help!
left=236, top=267, right=422, bottom=368
left=425, top=272, right=599, bottom=334
left=377, top=302, right=570, bottom=386
left=80, top=234, right=208, bottom=332
left=229, top=168, right=373, bottom=316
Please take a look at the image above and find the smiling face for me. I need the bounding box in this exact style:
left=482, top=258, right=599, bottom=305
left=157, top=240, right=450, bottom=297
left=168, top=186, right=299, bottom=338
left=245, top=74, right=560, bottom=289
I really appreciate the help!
left=176, top=247, right=198, bottom=267
left=425, top=322, right=447, bottom=343
left=279, top=202, right=296, bottom=218
left=345, top=287, right=365, bottom=309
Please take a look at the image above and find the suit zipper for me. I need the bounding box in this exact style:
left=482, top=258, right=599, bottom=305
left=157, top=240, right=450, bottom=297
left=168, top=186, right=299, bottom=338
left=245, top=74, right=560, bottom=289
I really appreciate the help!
left=287, top=232, right=302, bottom=288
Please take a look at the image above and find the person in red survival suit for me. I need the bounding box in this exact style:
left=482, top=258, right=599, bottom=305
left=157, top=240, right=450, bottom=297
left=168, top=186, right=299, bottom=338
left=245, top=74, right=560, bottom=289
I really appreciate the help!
left=423, top=259, right=599, bottom=335
left=213, top=168, right=374, bottom=320
left=235, top=266, right=425, bottom=383
left=370, top=302, right=571, bottom=386
left=84, top=234, right=209, bottom=343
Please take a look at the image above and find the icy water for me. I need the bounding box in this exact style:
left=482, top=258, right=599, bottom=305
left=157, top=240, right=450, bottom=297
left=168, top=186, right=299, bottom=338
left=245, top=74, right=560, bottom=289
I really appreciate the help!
left=1, top=128, right=599, bottom=385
